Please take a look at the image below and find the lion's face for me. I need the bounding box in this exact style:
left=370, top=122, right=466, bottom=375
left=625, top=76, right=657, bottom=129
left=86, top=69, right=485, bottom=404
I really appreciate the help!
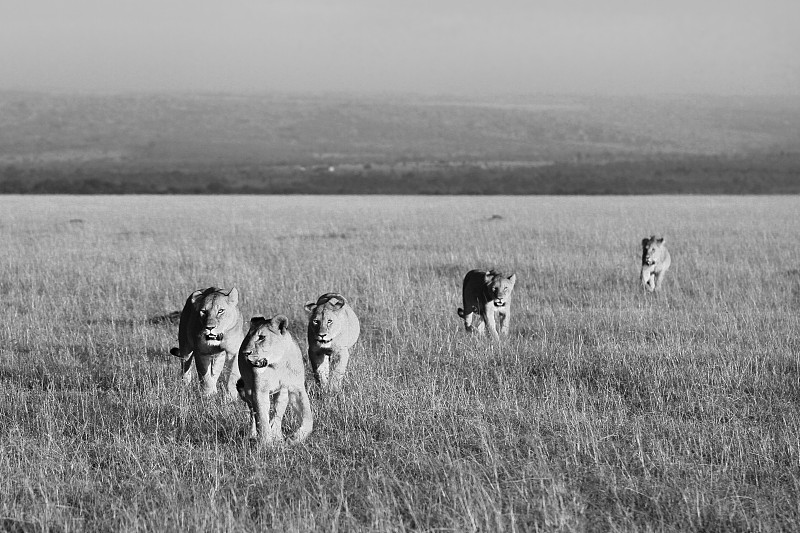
left=308, top=303, right=345, bottom=347
left=193, top=288, right=240, bottom=349
left=240, top=316, right=289, bottom=368
left=642, top=236, right=666, bottom=266
left=489, top=273, right=516, bottom=307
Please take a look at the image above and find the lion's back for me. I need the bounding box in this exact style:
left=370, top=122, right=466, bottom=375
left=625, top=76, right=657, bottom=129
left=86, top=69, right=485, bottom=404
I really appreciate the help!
left=333, top=304, right=360, bottom=348
left=282, top=334, right=307, bottom=383
left=660, top=247, right=672, bottom=270
left=462, top=269, right=488, bottom=306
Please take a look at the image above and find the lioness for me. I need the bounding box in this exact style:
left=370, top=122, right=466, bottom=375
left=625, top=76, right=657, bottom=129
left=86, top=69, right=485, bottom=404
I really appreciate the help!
left=169, top=287, right=244, bottom=399
left=236, top=315, right=313, bottom=444
left=457, top=269, right=517, bottom=340
left=641, top=236, right=671, bottom=292
left=304, top=293, right=360, bottom=393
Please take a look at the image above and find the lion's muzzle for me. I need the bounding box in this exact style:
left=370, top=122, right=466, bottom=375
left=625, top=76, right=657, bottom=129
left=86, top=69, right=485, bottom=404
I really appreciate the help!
left=494, top=299, right=506, bottom=307
left=242, top=350, right=268, bottom=368
left=316, top=335, right=332, bottom=345
left=204, top=330, right=224, bottom=342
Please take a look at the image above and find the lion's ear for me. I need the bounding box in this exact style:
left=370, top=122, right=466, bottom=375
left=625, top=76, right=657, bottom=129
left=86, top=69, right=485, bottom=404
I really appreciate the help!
left=269, top=315, right=289, bottom=335
left=641, top=238, right=649, bottom=247
left=304, top=302, right=316, bottom=314
left=189, top=289, right=205, bottom=308
left=331, top=295, right=346, bottom=309
left=227, top=287, right=239, bottom=305
left=508, top=273, right=517, bottom=284
left=250, top=316, right=265, bottom=328
left=189, top=289, right=204, bottom=302
left=658, top=237, right=665, bottom=244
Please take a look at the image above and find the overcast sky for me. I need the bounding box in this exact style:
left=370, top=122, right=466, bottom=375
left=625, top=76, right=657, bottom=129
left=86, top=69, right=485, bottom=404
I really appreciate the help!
left=1, top=0, right=798, bottom=95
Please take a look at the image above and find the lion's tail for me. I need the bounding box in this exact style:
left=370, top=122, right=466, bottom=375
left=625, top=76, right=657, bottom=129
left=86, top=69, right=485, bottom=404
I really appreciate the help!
left=457, top=306, right=478, bottom=318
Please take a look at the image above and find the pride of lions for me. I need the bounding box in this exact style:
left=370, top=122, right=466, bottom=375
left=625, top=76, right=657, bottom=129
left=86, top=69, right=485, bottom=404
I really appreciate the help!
left=171, top=236, right=670, bottom=444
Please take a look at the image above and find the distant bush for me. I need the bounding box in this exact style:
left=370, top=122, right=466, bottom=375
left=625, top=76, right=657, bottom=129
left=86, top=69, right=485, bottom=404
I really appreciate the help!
left=1, top=152, right=799, bottom=194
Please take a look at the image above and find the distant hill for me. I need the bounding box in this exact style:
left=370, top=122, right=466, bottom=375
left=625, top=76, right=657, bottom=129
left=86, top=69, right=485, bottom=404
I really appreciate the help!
left=1, top=91, right=799, bottom=193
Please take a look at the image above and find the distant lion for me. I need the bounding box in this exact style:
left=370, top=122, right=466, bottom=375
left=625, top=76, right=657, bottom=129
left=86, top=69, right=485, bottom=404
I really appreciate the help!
left=236, top=315, right=313, bottom=444
left=169, top=287, right=244, bottom=399
left=457, top=270, right=517, bottom=340
left=641, top=236, right=671, bottom=292
left=304, top=293, right=360, bottom=392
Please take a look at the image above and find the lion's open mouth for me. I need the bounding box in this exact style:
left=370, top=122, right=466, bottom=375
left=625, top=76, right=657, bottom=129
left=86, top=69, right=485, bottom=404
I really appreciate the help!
left=317, top=337, right=332, bottom=345
left=250, top=359, right=268, bottom=368
left=494, top=300, right=505, bottom=307
left=205, top=333, right=223, bottom=341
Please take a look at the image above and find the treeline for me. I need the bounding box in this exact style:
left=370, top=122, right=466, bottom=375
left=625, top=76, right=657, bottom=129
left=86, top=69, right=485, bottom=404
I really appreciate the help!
left=1, top=153, right=799, bottom=194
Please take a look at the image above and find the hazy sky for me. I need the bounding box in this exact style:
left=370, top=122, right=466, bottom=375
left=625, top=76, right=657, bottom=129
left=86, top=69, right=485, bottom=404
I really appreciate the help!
left=1, top=0, right=798, bottom=95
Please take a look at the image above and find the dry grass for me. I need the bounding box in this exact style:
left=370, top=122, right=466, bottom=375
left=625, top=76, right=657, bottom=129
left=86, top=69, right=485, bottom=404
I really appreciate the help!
left=1, top=195, right=799, bottom=532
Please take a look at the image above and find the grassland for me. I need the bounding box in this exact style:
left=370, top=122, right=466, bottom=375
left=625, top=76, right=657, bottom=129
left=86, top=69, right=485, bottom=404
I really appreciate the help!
left=1, top=195, right=799, bottom=532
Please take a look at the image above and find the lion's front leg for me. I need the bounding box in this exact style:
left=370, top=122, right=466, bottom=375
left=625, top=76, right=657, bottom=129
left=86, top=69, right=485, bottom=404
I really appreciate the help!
left=484, top=307, right=500, bottom=341
left=288, top=388, right=314, bottom=444
left=237, top=379, right=259, bottom=440
left=253, top=385, right=276, bottom=444
left=498, top=310, right=510, bottom=336
left=248, top=408, right=258, bottom=439
left=311, top=352, right=331, bottom=390
left=195, top=353, right=222, bottom=396
left=641, top=267, right=656, bottom=292
left=222, top=349, right=241, bottom=402
left=654, top=269, right=667, bottom=291
left=270, top=388, right=289, bottom=441
left=328, top=347, right=350, bottom=393
left=473, top=315, right=486, bottom=336
left=180, top=353, right=194, bottom=386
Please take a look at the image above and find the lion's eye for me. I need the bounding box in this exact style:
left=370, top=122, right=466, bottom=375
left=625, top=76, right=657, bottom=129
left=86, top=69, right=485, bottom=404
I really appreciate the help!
left=313, top=320, right=320, bottom=325
left=199, top=310, right=208, bottom=316
left=257, top=335, right=265, bottom=341
left=327, top=320, right=333, bottom=325
left=218, top=309, right=224, bottom=315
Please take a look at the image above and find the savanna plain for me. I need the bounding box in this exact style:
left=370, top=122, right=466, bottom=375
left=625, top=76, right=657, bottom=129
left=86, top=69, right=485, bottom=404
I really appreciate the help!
left=1, top=195, right=799, bottom=532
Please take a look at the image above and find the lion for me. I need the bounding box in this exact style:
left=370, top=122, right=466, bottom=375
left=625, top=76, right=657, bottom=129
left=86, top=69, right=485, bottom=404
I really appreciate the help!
left=304, top=293, right=360, bottom=393
left=236, top=315, right=313, bottom=444
left=641, top=236, right=671, bottom=292
left=457, top=270, right=517, bottom=340
left=169, top=287, right=244, bottom=399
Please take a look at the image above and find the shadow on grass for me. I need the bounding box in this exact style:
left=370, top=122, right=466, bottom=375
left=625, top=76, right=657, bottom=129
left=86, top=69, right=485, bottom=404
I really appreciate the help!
left=0, top=363, right=116, bottom=392
left=0, top=518, right=45, bottom=533
left=84, top=310, right=181, bottom=328
left=1, top=341, right=173, bottom=393
left=408, top=263, right=468, bottom=284
left=147, top=310, right=181, bottom=325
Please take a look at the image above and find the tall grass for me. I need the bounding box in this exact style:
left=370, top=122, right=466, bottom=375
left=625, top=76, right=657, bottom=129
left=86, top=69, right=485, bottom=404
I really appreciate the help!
left=1, top=195, right=798, bottom=532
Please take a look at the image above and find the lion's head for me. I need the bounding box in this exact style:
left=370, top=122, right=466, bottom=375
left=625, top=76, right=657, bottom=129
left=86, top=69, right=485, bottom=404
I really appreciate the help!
left=641, top=236, right=666, bottom=266
left=189, top=287, right=241, bottom=349
left=305, top=293, right=349, bottom=347
left=487, top=271, right=516, bottom=307
left=239, top=315, right=290, bottom=369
